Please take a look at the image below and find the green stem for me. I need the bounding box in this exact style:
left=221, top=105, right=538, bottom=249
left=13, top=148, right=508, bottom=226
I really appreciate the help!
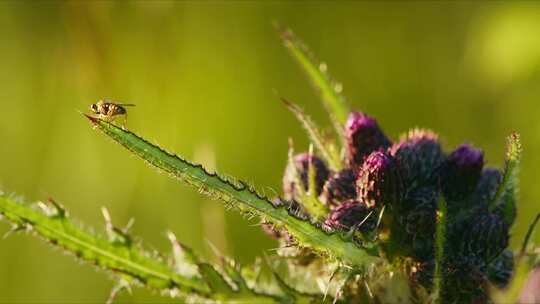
left=433, top=197, right=447, bottom=303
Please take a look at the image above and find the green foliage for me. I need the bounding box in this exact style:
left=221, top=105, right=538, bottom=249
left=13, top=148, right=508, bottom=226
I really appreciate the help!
left=490, top=132, right=521, bottom=225
left=0, top=192, right=323, bottom=303
left=85, top=115, right=378, bottom=268
left=282, top=98, right=342, bottom=171
left=280, top=27, right=350, bottom=148
left=1, top=23, right=538, bottom=303
left=0, top=193, right=209, bottom=296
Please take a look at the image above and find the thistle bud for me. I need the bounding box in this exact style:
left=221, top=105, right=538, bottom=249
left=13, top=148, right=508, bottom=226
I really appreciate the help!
left=321, top=169, right=357, bottom=207
left=324, top=200, right=376, bottom=232
left=461, top=213, right=509, bottom=262
left=357, top=150, right=403, bottom=208
left=443, top=255, right=488, bottom=303
left=400, top=187, right=438, bottom=235
left=345, top=112, right=391, bottom=167
left=442, top=144, right=484, bottom=202
left=390, top=129, right=444, bottom=190
left=467, top=168, right=501, bottom=211
left=283, top=153, right=330, bottom=200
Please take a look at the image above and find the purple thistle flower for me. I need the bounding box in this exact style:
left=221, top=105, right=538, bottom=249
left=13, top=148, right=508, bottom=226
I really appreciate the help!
left=442, top=144, right=484, bottom=202
left=463, top=168, right=502, bottom=213
left=283, top=153, right=330, bottom=200
left=472, top=168, right=501, bottom=203
left=345, top=112, right=391, bottom=167
left=357, top=150, right=403, bottom=208
left=321, top=169, right=357, bottom=207
left=324, top=200, right=376, bottom=232
left=389, top=129, right=444, bottom=190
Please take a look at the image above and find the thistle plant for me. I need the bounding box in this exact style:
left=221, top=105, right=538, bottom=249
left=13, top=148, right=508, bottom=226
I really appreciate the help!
left=1, top=28, right=540, bottom=304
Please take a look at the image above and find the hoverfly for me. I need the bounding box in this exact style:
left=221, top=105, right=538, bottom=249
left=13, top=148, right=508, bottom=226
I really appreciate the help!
left=90, top=100, right=135, bottom=126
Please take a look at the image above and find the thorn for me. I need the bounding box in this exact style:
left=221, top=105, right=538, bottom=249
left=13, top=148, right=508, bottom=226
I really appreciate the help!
left=167, top=230, right=199, bottom=277
left=364, top=281, right=374, bottom=299
left=106, top=279, right=131, bottom=304
left=308, top=143, right=314, bottom=156
left=3, top=223, right=25, bottom=239
left=376, top=205, right=386, bottom=230
left=102, top=207, right=131, bottom=245
left=360, top=211, right=374, bottom=228
left=332, top=284, right=342, bottom=304
left=48, top=198, right=67, bottom=217
left=124, top=218, right=135, bottom=233
left=288, top=137, right=295, bottom=156
left=323, top=268, right=339, bottom=301
left=84, top=113, right=99, bottom=124
left=319, top=62, right=328, bottom=73
left=167, top=230, right=183, bottom=265
left=280, top=96, right=294, bottom=109
left=101, top=207, right=112, bottom=225
left=205, top=238, right=223, bottom=259
left=37, top=198, right=67, bottom=218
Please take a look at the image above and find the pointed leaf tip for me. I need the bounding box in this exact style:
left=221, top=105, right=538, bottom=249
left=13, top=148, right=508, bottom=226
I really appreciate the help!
left=84, top=113, right=98, bottom=123
left=279, top=27, right=350, bottom=148
left=197, top=263, right=234, bottom=295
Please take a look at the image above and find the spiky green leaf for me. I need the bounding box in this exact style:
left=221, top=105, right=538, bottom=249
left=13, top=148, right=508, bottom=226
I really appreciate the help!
left=280, top=28, right=350, bottom=147
left=86, top=116, right=379, bottom=268
left=0, top=193, right=209, bottom=295
left=282, top=98, right=342, bottom=170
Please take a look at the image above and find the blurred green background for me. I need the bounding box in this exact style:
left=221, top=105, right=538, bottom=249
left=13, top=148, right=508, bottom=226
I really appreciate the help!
left=1, top=1, right=540, bottom=303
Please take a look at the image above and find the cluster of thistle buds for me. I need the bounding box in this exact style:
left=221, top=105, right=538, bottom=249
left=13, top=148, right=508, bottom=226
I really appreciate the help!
left=269, top=110, right=513, bottom=302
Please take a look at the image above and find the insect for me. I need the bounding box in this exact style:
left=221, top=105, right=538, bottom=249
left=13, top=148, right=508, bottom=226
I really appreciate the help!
left=90, top=100, right=135, bottom=126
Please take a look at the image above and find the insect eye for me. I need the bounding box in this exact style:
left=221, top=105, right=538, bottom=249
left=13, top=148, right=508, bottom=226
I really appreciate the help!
left=90, top=104, right=97, bottom=112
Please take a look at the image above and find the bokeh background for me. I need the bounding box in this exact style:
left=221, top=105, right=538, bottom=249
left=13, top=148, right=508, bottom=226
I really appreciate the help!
left=1, top=1, right=540, bottom=303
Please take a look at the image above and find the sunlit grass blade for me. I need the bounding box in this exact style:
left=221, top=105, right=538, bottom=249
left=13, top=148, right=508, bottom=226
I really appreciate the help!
left=0, top=193, right=209, bottom=296
left=280, top=28, right=350, bottom=147
left=86, top=115, right=379, bottom=268
left=489, top=132, right=521, bottom=226
left=520, top=213, right=540, bottom=255
left=282, top=97, right=342, bottom=171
